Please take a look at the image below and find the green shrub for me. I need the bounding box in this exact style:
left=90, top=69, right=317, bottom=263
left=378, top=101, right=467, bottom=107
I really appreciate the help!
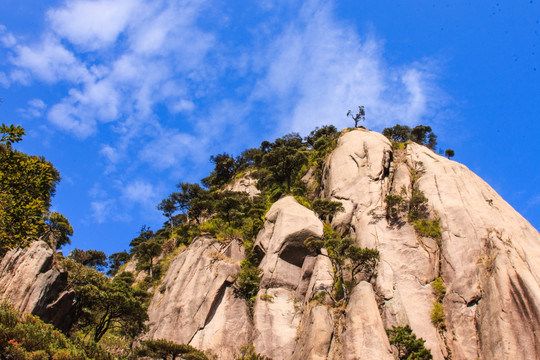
left=408, top=190, right=429, bottom=221
left=293, top=195, right=312, bottom=209
left=430, top=302, right=446, bottom=329
left=413, top=219, right=441, bottom=241
left=234, top=344, right=271, bottom=360
left=259, top=294, right=274, bottom=302
left=234, top=260, right=262, bottom=308
left=311, top=199, right=344, bottom=222
left=391, top=141, right=406, bottom=150
left=431, top=277, right=446, bottom=302
left=386, top=325, right=433, bottom=360
left=385, top=194, right=404, bottom=222
left=0, top=302, right=113, bottom=360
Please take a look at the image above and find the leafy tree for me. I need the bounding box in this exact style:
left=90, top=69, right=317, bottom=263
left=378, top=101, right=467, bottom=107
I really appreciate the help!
left=385, top=194, right=404, bottom=223
left=157, top=197, right=178, bottom=231
left=0, top=124, right=61, bottom=255
left=234, top=259, right=262, bottom=306
left=0, top=301, right=113, bottom=359
left=62, top=259, right=149, bottom=343
left=137, top=339, right=209, bottom=360
left=382, top=124, right=411, bottom=142
left=305, top=125, right=338, bottom=149
left=311, top=199, right=344, bottom=222
left=444, top=149, right=455, bottom=159
left=305, top=224, right=379, bottom=301
left=130, top=226, right=162, bottom=276
left=236, top=147, right=265, bottom=171
left=260, top=133, right=309, bottom=191
left=213, top=191, right=252, bottom=227
left=427, top=132, right=437, bottom=150
left=107, top=251, right=131, bottom=276
left=386, top=325, right=433, bottom=360
left=70, top=249, right=108, bottom=271
left=202, top=153, right=237, bottom=188
left=408, top=189, right=429, bottom=222
left=410, top=125, right=434, bottom=146
left=42, top=211, right=73, bottom=249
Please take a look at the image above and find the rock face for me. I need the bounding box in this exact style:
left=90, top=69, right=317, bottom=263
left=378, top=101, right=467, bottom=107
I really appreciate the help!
left=322, top=129, right=540, bottom=360
left=144, top=128, right=540, bottom=360
left=252, top=197, right=324, bottom=360
left=0, top=241, right=74, bottom=331
left=224, top=171, right=260, bottom=198
left=146, top=236, right=251, bottom=360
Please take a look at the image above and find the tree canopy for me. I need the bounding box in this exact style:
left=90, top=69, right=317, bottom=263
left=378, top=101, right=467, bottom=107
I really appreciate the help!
left=0, top=124, right=63, bottom=255
left=62, top=258, right=149, bottom=343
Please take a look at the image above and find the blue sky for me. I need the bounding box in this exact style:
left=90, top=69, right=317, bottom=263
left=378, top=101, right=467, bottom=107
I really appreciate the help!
left=1, top=0, right=539, bottom=255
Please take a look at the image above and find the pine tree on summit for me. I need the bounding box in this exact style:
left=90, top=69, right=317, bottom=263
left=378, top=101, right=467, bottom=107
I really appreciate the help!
left=347, top=105, right=365, bottom=128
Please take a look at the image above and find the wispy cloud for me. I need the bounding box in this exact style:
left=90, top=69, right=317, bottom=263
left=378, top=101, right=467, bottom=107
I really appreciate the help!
left=121, top=180, right=157, bottom=206
left=251, top=0, right=443, bottom=135
left=18, top=98, right=47, bottom=118
left=0, top=0, right=447, bottom=225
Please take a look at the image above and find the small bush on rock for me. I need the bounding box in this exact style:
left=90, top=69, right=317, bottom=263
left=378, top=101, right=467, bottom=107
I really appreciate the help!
left=386, top=325, right=433, bottom=360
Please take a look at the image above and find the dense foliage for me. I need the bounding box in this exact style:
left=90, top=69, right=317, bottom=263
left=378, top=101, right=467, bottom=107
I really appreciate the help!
left=386, top=325, right=433, bottom=360
left=62, top=258, right=149, bottom=343
left=0, top=301, right=113, bottom=360
left=382, top=124, right=437, bottom=150
left=305, top=224, right=379, bottom=301
left=0, top=124, right=64, bottom=255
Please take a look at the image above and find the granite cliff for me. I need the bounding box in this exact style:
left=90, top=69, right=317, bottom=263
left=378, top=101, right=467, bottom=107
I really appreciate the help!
left=1, top=128, right=539, bottom=359
left=144, top=129, right=540, bottom=359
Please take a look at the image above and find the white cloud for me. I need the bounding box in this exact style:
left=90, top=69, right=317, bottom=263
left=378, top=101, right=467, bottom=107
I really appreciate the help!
left=90, top=199, right=115, bottom=223
left=18, top=98, right=47, bottom=118
left=121, top=180, right=156, bottom=205
left=48, top=100, right=97, bottom=138
left=11, top=35, right=92, bottom=84
left=2, top=0, right=446, bottom=197
left=139, top=131, right=200, bottom=170
left=47, top=0, right=140, bottom=50
left=0, top=25, right=16, bottom=47
left=252, top=0, right=442, bottom=135
left=0, top=72, right=10, bottom=87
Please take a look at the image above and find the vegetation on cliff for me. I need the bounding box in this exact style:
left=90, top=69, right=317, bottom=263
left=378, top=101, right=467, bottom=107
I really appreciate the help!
left=0, top=121, right=449, bottom=359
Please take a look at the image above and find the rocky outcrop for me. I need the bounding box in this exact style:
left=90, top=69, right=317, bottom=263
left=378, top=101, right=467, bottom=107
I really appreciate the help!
left=224, top=171, right=260, bottom=198
left=252, top=197, right=324, bottom=359
left=322, top=128, right=540, bottom=360
left=341, top=282, right=393, bottom=360
left=0, top=241, right=74, bottom=331
left=145, top=128, right=540, bottom=360
left=146, top=236, right=251, bottom=360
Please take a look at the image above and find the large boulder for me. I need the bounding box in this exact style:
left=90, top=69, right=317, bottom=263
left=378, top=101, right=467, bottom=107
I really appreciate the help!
left=407, top=142, right=540, bottom=359
left=146, top=237, right=251, bottom=360
left=322, top=129, right=540, bottom=360
left=0, top=241, right=74, bottom=331
left=252, top=197, right=325, bottom=359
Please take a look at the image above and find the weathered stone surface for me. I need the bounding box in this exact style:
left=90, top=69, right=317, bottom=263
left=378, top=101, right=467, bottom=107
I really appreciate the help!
left=322, top=129, right=444, bottom=359
left=255, top=196, right=323, bottom=290
left=190, top=286, right=252, bottom=360
left=252, top=287, right=301, bottom=359
left=146, top=237, right=250, bottom=359
left=293, top=305, right=334, bottom=360
left=321, top=129, right=540, bottom=360
left=146, top=129, right=540, bottom=360
left=342, top=282, right=393, bottom=360
left=407, top=142, right=540, bottom=359
left=0, top=241, right=74, bottom=331
left=224, top=171, right=260, bottom=198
